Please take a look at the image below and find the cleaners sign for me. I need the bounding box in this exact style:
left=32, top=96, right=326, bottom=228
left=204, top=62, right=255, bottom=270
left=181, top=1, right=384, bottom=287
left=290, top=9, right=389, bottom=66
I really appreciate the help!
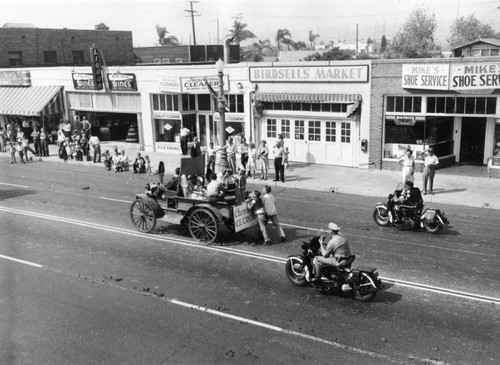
left=402, top=64, right=449, bottom=90
left=450, top=63, right=500, bottom=90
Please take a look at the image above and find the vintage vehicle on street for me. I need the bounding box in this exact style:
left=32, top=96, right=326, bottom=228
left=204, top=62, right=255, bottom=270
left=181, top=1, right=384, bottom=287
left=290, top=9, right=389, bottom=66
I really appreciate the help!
left=129, top=155, right=256, bottom=244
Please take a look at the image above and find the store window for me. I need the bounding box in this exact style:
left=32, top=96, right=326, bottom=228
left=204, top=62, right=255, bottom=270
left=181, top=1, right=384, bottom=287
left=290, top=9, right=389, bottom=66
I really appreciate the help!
left=384, top=116, right=454, bottom=158
left=325, top=121, right=336, bottom=142
left=197, top=94, right=212, bottom=111
left=8, top=51, right=23, bottom=66
left=72, top=50, right=84, bottom=64
left=225, top=94, right=244, bottom=113
left=152, top=94, right=179, bottom=111
left=386, top=96, right=422, bottom=113
left=182, top=94, right=196, bottom=111
left=294, top=120, right=304, bottom=140
left=281, top=119, right=290, bottom=139
left=308, top=121, right=321, bottom=141
left=155, top=119, right=181, bottom=142
left=341, top=122, right=351, bottom=143
left=267, top=119, right=277, bottom=138
left=263, top=102, right=347, bottom=112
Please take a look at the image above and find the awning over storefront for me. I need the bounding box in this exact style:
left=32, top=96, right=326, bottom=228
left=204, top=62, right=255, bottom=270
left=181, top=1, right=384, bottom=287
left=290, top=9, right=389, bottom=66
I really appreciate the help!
left=0, top=86, right=63, bottom=116
left=254, top=91, right=362, bottom=104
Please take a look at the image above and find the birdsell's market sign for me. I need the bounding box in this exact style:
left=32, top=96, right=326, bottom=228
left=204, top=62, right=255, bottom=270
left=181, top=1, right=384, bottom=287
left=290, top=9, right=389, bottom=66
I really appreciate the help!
left=249, top=65, right=369, bottom=83
left=402, top=62, right=500, bottom=90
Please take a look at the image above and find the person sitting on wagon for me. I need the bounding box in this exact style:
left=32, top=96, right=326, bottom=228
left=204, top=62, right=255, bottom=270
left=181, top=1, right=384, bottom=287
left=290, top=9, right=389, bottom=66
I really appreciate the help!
left=165, top=167, right=180, bottom=191
left=206, top=173, right=223, bottom=203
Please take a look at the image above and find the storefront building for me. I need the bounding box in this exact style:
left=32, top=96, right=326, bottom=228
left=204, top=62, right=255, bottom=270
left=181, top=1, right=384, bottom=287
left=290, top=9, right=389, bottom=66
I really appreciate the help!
left=370, top=58, right=500, bottom=177
left=0, top=69, right=64, bottom=139
left=249, top=61, right=371, bottom=167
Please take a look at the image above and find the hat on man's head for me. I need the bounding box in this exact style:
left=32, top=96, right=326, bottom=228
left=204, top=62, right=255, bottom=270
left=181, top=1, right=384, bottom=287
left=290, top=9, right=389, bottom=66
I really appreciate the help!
left=328, top=222, right=340, bottom=231
left=405, top=180, right=414, bottom=187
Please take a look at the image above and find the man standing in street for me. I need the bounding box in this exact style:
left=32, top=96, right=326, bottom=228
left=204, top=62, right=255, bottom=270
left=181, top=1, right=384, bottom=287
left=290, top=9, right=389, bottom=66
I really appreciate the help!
left=89, top=133, right=101, bottom=163
left=422, top=147, right=439, bottom=195
left=261, top=185, right=286, bottom=245
left=180, top=127, right=190, bottom=155
left=81, top=116, right=91, bottom=139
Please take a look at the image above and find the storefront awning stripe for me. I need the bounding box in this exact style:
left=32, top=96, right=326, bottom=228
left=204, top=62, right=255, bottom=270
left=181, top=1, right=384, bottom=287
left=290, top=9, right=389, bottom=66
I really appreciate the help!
left=255, top=92, right=362, bottom=104
left=0, top=86, right=62, bottom=116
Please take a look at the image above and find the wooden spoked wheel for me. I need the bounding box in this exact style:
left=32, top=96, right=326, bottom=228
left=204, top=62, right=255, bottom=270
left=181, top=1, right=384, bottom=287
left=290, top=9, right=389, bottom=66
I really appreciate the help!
left=130, top=199, right=157, bottom=233
left=188, top=208, right=218, bottom=244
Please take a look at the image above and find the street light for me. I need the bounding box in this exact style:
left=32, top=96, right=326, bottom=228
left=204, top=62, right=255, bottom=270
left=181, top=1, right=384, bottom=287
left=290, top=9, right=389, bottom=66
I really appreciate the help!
left=216, top=58, right=229, bottom=171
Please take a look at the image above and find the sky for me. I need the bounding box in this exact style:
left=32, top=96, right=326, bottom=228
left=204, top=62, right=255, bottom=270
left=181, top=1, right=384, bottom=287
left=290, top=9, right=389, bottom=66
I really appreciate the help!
left=1, top=0, right=499, bottom=48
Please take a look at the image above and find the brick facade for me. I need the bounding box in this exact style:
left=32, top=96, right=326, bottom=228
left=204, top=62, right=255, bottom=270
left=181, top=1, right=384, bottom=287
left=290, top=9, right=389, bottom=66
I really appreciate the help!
left=0, top=27, right=135, bottom=67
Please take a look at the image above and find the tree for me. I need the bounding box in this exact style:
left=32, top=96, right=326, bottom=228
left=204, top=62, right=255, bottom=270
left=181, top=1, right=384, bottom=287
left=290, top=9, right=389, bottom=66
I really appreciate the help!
left=249, top=39, right=275, bottom=61
left=95, top=23, right=109, bottom=30
left=308, top=30, right=320, bottom=49
left=293, top=40, right=307, bottom=50
left=276, top=29, right=293, bottom=50
left=389, top=6, right=437, bottom=58
left=156, top=25, right=179, bottom=46
left=448, top=14, right=497, bottom=48
left=227, top=19, right=256, bottom=44
left=304, top=47, right=355, bottom=61
left=380, top=35, right=387, bottom=53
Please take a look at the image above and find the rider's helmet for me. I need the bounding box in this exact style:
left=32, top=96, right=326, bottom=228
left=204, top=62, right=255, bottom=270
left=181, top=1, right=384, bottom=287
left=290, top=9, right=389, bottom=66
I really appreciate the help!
left=404, top=180, right=414, bottom=188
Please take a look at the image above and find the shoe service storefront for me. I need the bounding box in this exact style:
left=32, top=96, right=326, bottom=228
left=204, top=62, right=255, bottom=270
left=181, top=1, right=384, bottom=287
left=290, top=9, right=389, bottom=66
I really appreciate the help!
left=370, top=59, right=500, bottom=176
left=249, top=61, right=371, bottom=167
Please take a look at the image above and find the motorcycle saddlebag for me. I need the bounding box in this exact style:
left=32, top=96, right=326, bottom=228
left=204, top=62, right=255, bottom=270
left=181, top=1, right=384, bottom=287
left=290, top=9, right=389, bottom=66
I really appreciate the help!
left=349, top=266, right=377, bottom=284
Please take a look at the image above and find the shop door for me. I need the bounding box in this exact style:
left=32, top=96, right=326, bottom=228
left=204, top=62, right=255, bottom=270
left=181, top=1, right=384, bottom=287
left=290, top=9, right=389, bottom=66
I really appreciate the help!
left=198, top=114, right=208, bottom=147
left=305, top=120, right=355, bottom=166
left=291, top=120, right=307, bottom=162
left=460, top=117, right=486, bottom=165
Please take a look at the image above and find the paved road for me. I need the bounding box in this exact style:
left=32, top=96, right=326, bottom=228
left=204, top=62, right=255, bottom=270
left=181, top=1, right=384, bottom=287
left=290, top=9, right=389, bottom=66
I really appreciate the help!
left=1, top=159, right=499, bottom=364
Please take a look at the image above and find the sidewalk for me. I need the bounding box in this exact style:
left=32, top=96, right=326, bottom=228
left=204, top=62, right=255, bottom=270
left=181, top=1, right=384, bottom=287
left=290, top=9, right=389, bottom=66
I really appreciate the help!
left=4, top=141, right=500, bottom=210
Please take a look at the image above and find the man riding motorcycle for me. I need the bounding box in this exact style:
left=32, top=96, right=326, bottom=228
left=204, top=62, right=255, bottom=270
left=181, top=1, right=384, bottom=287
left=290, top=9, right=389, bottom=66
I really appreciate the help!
left=312, top=222, right=354, bottom=285
left=396, top=180, right=423, bottom=223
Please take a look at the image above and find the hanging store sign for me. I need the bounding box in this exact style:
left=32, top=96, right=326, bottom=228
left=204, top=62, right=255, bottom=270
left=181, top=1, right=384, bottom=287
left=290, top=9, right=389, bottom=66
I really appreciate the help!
left=249, top=65, right=369, bottom=83
left=0, top=70, right=31, bottom=86
left=450, top=63, right=500, bottom=90
left=159, top=77, right=181, bottom=93
left=213, top=112, right=244, bottom=122
left=107, top=73, right=137, bottom=91
left=153, top=110, right=182, bottom=120
left=394, top=115, right=417, bottom=126
left=402, top=64, right=449, bottom=90
left=72, top=73, right=96, bottom=90
left=90, top=47, right=104, bottom=90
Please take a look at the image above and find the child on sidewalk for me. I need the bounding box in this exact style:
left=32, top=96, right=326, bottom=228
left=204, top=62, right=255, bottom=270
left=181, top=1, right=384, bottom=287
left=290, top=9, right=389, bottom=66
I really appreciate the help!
left=145, top=155, right=153, bottom=176
left=9, top=142, right=16, bottom=163
left=16, top=141, right=25, bottom=164
left=283, top=147, right=290, bottom=168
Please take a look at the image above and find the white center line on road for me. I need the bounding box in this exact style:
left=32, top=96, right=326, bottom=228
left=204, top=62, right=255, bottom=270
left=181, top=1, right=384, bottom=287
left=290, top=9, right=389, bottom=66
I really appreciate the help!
left=100, top=197, right=131, bottom=203
left=1, top=205, right=499, bottom=305
left=0, top=182, right=30, bottom=189
left=0, top=254, right=43, bottom=268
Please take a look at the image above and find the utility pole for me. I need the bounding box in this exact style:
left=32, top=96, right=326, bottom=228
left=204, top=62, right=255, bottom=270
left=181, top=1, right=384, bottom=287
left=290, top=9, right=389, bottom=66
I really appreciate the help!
left=356, top=23, right=359, bottom=55
left=185, top=1, right=200, bottom=45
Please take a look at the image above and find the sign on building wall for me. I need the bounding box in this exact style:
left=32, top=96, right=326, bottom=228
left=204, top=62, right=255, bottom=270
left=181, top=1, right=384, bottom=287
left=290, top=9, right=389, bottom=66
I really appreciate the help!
left=0, top=70, right=31, bottom=86
left=159, top=77, right=182, bottom=93
left=401, top=64, right=449, bottom=90
left=107, top=73, right=137, bottom=91
left=249, top=65, right=369, bottom=83
left=72, top=73, right=96, bottom=90
left=450, top=63, right=500, bottom=90
left=158, top=75, right=229, bottom=94
left=153, top=111, right=182, bottom=120
left=90, top=47, right=104, bottom=90
left=213, top=112, right=244, bottom=122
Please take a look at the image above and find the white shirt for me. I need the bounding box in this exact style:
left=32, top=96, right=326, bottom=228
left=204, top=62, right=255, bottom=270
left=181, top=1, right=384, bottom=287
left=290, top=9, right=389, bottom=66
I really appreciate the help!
left=262, top=192, right=278, bottom=216
left=180, top=128, right=190, bottom=137
left=424, top=154, right=439, bottom=167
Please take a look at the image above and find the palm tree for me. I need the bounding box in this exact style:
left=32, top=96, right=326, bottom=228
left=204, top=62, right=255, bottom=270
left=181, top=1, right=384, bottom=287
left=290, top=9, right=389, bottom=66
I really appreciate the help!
left=276, top=29, right=292, bottom=50
left=227, top=19, right=256, bottom=44
left=293, top=41, right=307, bottom=50
left=156, top=25, right=179, bottom=46
left=308, top=30, right=319, bottom=49
left=250, top=39, right=274, bottom=61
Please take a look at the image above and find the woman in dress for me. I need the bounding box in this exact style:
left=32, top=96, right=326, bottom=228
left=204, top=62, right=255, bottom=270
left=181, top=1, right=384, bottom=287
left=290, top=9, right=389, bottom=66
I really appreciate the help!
left=399, top=148, right=415, bottom=184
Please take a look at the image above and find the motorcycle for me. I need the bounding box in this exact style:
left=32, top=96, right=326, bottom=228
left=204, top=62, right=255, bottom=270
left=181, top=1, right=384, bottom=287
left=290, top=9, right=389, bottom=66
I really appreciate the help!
left=285, top=234, right=383, bottom=302
left=373, top=183, right=449, bottom=234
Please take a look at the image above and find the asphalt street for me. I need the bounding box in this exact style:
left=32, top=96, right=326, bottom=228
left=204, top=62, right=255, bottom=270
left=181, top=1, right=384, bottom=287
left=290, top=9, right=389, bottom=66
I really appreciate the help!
left=0, top=158, right=499, bottom=364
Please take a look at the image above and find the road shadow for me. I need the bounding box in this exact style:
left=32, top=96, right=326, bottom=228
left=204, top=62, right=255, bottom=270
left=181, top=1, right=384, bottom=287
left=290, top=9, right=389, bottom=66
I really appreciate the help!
left=373, top=282, right=403, bottom=304
left=0, top=189, right=36, bottom=201
left=431, top=188, right=467, bottom=195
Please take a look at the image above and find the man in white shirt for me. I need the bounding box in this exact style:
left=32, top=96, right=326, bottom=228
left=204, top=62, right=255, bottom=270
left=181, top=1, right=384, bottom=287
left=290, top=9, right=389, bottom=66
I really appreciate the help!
left=422, top=148, right=439, bottom=195
left=261, top=185, right=286, bottom=245
left=180, top=127, right=190, bottom=155
left=88, top=134, right=101, bottom=163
